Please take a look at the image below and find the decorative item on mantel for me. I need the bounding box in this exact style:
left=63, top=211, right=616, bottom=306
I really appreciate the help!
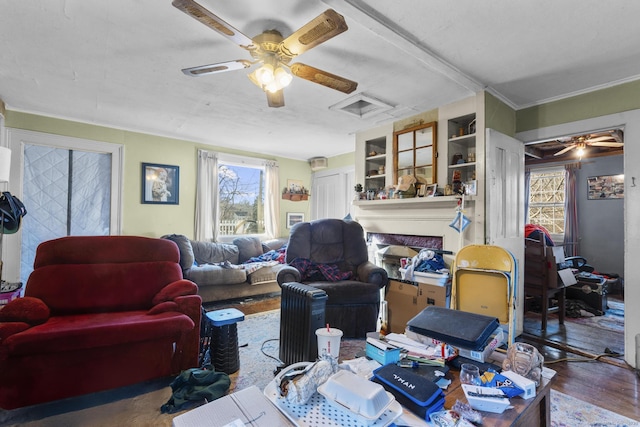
left=395, top=175, right=417, bottom=198
left=354, top=183, right=364, bottom=200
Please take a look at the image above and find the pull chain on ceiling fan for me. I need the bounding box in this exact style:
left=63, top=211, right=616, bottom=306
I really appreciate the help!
left=172, top=0, right=358, bottom=107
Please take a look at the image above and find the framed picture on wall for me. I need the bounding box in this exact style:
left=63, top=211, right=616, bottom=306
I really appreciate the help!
left=286, top=212, right=304, bottom=228
left=587, top=174, right=624, bottom=200
left=141, top=163, right=179, bottom=204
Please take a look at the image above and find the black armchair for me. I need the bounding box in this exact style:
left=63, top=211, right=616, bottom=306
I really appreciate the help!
left=277, top=218, right=388, bottom=338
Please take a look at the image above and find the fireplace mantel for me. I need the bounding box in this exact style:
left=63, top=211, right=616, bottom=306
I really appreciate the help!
left=352, top=195, right=477, bottom=254
left=354, top=195, right=474, bottom=210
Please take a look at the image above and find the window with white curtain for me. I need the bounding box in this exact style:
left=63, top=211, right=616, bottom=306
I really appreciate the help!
left=217, top=156, right=266, bottom=236
left=196, top=151, right=279, bottom=241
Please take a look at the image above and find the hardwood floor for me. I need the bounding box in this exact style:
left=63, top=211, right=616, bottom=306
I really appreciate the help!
left=206, top=293, right=640, bottom=421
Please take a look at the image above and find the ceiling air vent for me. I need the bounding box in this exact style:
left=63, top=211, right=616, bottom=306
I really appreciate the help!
left=329, top=93, right=394, bottom=119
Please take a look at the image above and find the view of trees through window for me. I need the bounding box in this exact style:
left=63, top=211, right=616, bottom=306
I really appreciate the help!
left=528, top=169, right=565, bottom=235
left=218, top=162, right=265, bottom=235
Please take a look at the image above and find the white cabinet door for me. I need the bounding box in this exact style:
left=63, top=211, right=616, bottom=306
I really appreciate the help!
left=485, top=128, right=525, bottom=335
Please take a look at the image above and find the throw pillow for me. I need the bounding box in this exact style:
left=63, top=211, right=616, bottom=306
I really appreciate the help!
left=162, top=234, right=195, bottom=271
left=0, top=297, right=50, bottom=325
left=152, top=280, right=198, bottom=305
left=233, top=237, right=263, bottom=263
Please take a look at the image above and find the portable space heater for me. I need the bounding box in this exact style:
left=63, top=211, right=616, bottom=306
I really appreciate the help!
left=279, top=282, right=328, bottom=366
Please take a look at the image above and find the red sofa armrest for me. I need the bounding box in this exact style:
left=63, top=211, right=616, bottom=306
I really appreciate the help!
left=172, top=294, right=202, bottom=371
left=0, top=297, right=50, bottom=325
left=151, top=279, right=198, bottom=306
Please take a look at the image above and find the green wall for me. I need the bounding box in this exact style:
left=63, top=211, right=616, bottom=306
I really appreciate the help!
left=517, top=80, right=640, bottom=132
left=5, top=111, right=311, bottom=239
left=327, top=151, right=355, bottom=169
left=485, top=92, right=516, bottom=136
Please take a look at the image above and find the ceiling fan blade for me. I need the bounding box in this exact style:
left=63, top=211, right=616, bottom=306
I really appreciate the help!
left=554, top=144, right=577, bottom=156
left=290, top=63, right=357, bottom=94
left=587, top=135, right=617, bottom=143
left=182, top=60, right=254, bottom=76
left=266, top=90, right=285, bottom=108
left=590, top=141, right=624, bottom=147
left=172, top=0, right=255, bottom=50
left=278, top=9, right=348, bottom=58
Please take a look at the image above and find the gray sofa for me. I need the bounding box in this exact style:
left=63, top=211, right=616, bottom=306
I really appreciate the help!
left=163, top=234, right=287, bottom=303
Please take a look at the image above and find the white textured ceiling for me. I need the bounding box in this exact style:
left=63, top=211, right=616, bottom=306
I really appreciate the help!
left=1, top=0, right=639, bottom=161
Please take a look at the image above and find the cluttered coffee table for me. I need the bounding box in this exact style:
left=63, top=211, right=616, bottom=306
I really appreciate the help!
left=172, top=359, right=555, bottom=427
left=441, top=369, right=554, bottom=427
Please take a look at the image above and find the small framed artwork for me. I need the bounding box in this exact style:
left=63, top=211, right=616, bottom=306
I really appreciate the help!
left=465, top=180, right=477, bottom=196
left=426, top=183, right=437, bottom=197
left=141, top=162, right=179, bottom=205
left=286, top=212, right=305, bottom=229
left=587, top=174, right=624, bottom=199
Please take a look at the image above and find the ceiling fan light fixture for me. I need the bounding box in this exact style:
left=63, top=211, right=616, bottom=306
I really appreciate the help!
left=255, top=63, right=274, bottom=85
left=274, top=66, right=293, bottom=88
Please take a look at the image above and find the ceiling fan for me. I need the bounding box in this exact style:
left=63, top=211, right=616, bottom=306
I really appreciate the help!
left=172, top=0, right=358, bottom=108
left=554, top=129, right=624, bottom=157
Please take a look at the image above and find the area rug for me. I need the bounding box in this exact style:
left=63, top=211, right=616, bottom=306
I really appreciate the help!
left=1, top=309, right=636, bottom=426
left=567, top=299, right=625, bottom=333
left=550, top=389, right=638, bottom=426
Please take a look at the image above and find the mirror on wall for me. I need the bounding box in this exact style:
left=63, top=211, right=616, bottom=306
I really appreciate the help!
left=393, top=121, right=437, bottom=189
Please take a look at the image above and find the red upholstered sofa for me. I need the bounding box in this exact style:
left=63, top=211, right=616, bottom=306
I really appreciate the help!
left=0, top=236, right=202, bottom=409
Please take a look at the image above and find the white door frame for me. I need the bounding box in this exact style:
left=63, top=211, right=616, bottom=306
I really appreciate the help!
left=517, top=109, right=639, bottom=368
left=2, top=128, right=124, bottom=283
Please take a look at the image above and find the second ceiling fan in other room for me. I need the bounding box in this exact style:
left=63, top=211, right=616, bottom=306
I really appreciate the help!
left=172, top=0, right=358, bottom=107
left=554, top=129, right=624, bottom=157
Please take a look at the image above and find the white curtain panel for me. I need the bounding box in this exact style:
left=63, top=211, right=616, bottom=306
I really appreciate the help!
left=195, top=149, right=218, bottom=242
left=263, top=160, right=280, bottom=239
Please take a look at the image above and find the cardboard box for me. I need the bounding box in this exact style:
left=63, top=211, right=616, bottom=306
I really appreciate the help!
left=385, top=279, right=449, bottom=333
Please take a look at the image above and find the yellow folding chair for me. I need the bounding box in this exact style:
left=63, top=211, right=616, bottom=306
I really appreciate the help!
left=451, top=244, right=518, bottom=345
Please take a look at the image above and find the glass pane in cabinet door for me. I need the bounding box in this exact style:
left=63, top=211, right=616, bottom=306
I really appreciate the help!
left=398, top=167, right=413, bottom=178
left=415, top=128, right=433, bottom=148
left=398, top=151, right=413, bottom=169
left=415, top=147, right=433, bottom=166
left=415, top=166, right=433, bottom=184
left=397, top=132, right=413, bottom=151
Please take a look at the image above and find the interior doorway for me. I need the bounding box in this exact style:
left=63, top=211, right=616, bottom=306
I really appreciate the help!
left=521, top=127, right=625, bottom=357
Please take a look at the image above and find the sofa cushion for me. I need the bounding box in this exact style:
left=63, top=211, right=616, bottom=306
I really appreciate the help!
left=233, top=237, right=264, bottom=263
left=147, top=301, right=179, bottom=315
left=190, top=240, right=239, bottom=265
left=26, top=262, right=184, bottom=315
left=3, top=311, right=195, bottom=356
left=186, top=264, right=247, bottom=286
left=162, top=234, right=195, bottom=270
left=0, top=297, right=50, bottom=325
left=262, top=238, right=287, bottom=253
left=247, top=264, right=285, bottom=285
